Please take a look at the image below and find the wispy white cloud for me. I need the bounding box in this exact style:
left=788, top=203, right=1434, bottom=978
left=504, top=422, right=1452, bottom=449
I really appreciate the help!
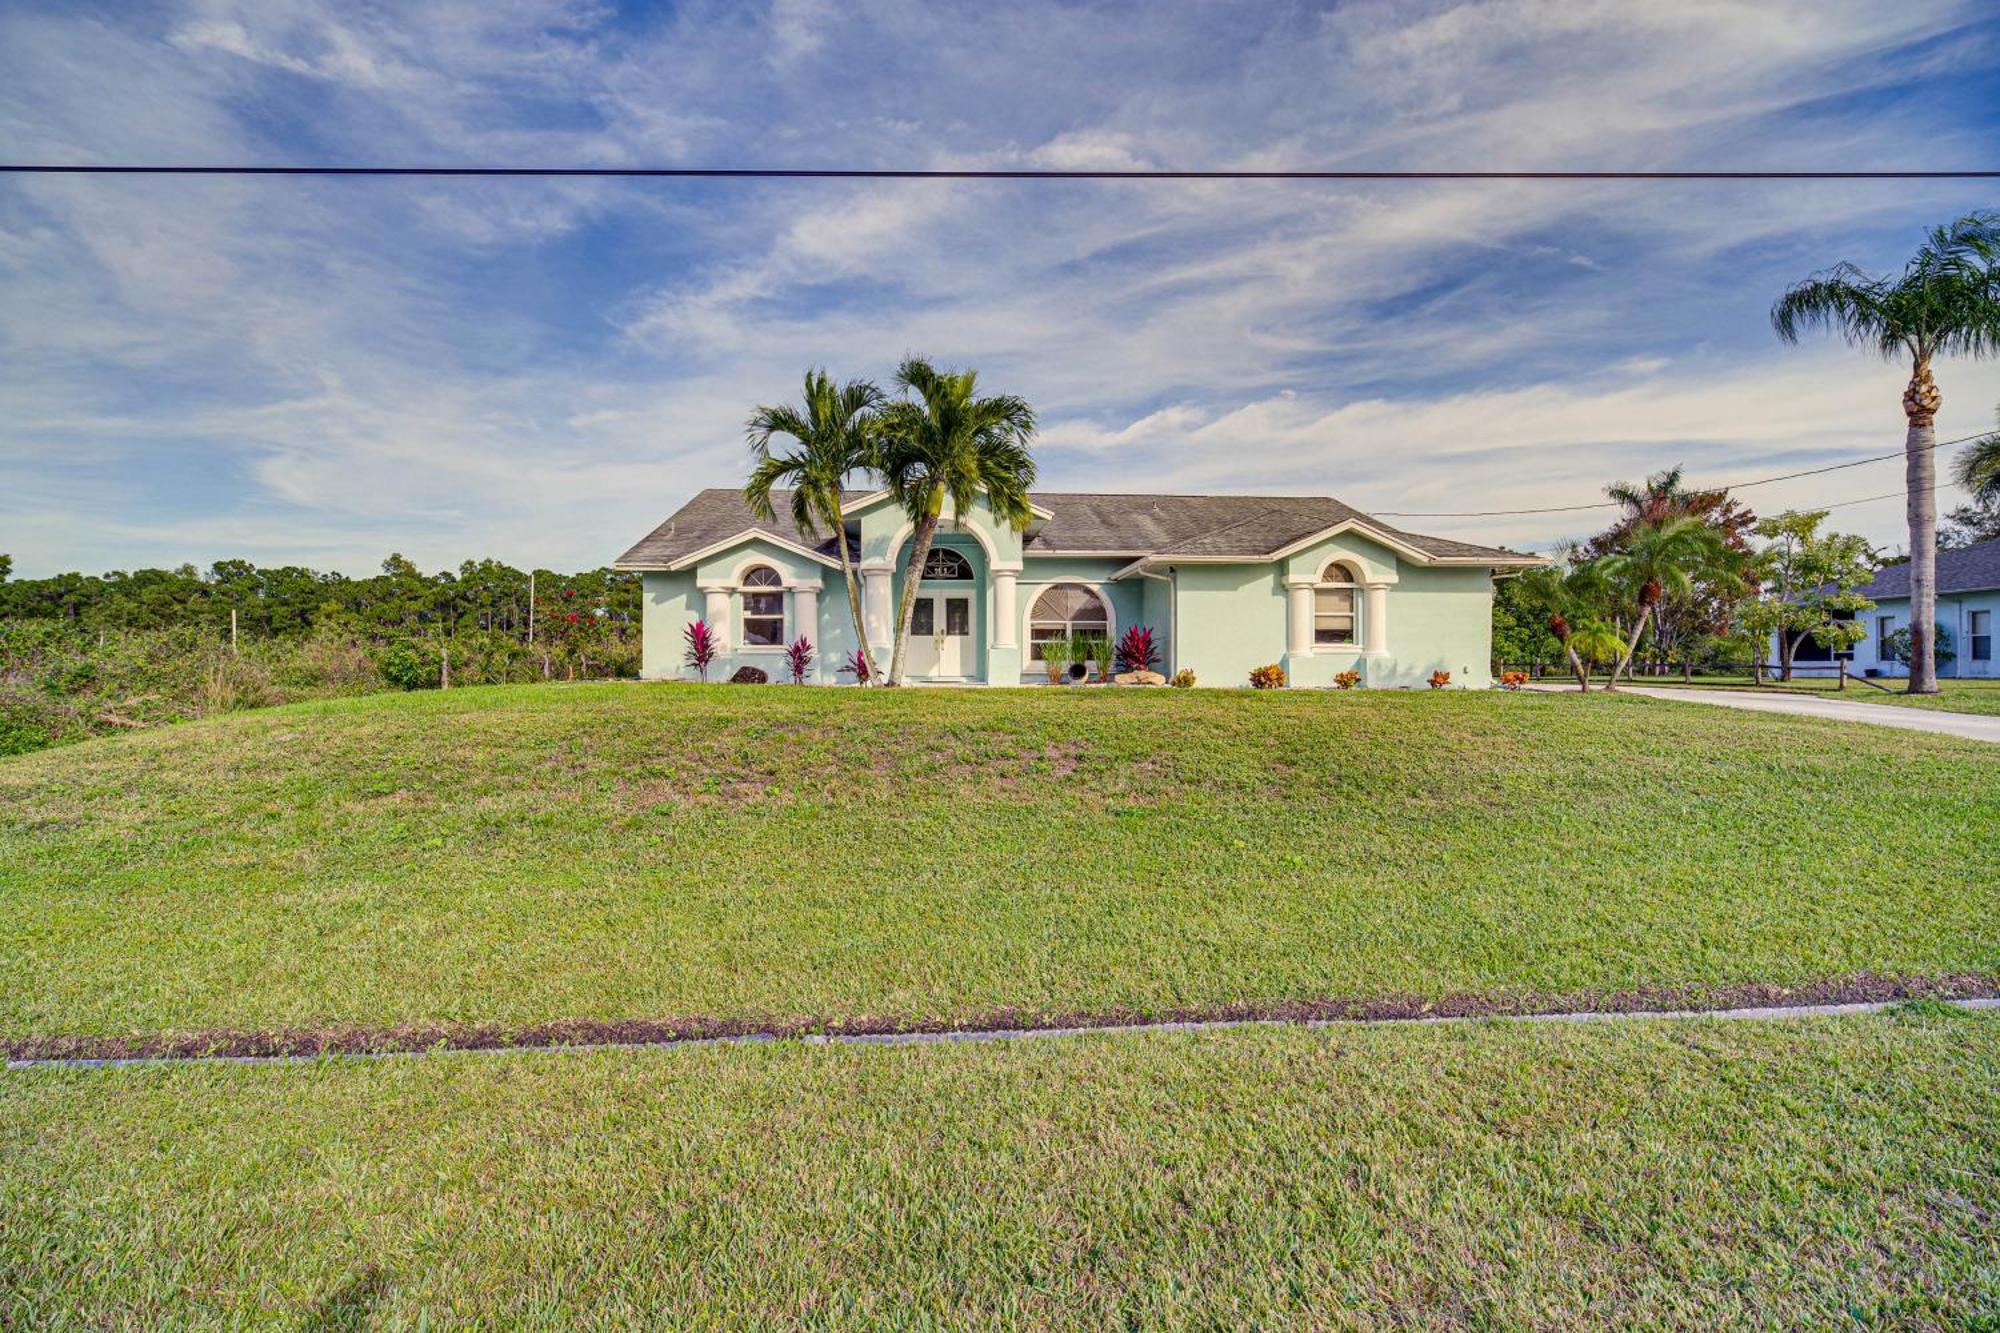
left=1, top=0, right=1997, bottom=576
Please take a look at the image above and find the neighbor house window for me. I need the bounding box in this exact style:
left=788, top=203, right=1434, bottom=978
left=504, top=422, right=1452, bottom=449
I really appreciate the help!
left=1028, top=584, right=1108, bottom=660
left=1878, top=615, right=1896, bottom=661
left=740, top=565, right=785, bottom=646
left=1972, top=610, right=1993, bottom=663
left=921, top=548, right=974, bottom=580
left=1314, top=562, right=1360, bottom=646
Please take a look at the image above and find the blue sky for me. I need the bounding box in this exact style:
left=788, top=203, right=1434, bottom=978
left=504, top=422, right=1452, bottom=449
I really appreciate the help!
left=3, top=0, right=1999, bottom=577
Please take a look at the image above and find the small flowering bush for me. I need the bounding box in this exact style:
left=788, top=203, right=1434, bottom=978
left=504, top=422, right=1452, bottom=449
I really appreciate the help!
left=1115, top=625, right=1161, bottom=674
left=683, top=619, right=719, bottom=682
left=1333, top=669, right=1361, bottom=690
left=838, top=649, right=871, bottom=684
left=1170, top=668, right=1196, bottom=688
left=1428, top=669, right=1452, bottom=690
left=1500, top=670, right=1529, bottom=690
left=785, top=634, right=814, bottom=685
left=1248, top=663, right=1286, bottom=690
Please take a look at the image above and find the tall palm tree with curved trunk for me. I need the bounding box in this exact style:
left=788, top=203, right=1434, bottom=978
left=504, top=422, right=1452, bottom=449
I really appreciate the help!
left=874, top=357, right=1037, bottom=686
left=1773, top=212, right=2000, bottom=694
left=1599, top=515, right=1727, bottom=687
left=744, top=369, right=884, bottom=685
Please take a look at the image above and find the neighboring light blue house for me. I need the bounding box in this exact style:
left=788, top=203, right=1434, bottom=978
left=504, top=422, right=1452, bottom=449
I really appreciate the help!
left=616, top=489, right=1543, bottom=687
left=1820, top=535, right=2000, bottom=679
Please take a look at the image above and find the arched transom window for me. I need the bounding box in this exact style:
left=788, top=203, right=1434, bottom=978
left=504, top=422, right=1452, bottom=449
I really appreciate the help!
left=740, top=565, right=785, bottom=646
left=1028, top=584, right=1108, bottom=661
left=1315, top=561, right=1360, bottom=646
left=921, top=547, right=974, bottom=580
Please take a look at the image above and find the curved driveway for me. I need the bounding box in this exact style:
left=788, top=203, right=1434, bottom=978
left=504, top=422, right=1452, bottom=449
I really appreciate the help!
left=1567, top=684, right=2000, bottom=743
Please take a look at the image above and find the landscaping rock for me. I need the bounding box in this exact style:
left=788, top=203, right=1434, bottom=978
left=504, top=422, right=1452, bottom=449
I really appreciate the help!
left=728, top=666, right=769, bottom=684
left=1114, top=670, right=1166, bottom=686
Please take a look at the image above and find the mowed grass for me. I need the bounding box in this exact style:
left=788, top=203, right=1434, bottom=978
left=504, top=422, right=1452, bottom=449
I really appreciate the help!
left=4, top=1012, right=1996, bottom=1327
left=1, top=683, right=1996, bottom=1038
left=1641, top=674, right=2000, bottom=715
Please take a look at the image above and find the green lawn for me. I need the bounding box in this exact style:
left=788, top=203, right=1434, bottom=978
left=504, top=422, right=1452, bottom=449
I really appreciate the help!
left=2, top=683, right=1995, bottom=1044
left=1636, top=673, right=2000, bottom=715
left=4, top=1011, right=1995, bottom=1327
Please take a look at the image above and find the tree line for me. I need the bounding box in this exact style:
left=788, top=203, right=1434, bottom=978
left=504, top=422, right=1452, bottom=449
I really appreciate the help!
left=0, top=552, right=640, bottom=644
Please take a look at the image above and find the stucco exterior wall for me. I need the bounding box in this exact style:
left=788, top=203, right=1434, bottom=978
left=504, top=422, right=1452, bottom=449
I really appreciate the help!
left=1170, top=563, right=1287, bottom=688
left=642, top=539, right=859, bottom=683
left=1847, top=593, right=2000, bottom=679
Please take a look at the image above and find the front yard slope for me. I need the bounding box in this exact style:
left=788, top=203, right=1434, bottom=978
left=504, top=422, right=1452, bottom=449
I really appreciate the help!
left=1, top=683, right=1995, bottom=1041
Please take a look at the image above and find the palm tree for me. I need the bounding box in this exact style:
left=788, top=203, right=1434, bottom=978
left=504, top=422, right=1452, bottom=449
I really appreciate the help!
left=1598, top=515, right=1727, bottom=687
left=1953, top=413, right=2000, bottom=505
left=744, top=369, right=884, bottom=685
left=1516, top=551, right=1612, bottom=692
left=1772, top=212, right=2000, bottom=695
left=1568, top=619, right=1627, bottom=691
left=874, top=357, right=1037, bottom=686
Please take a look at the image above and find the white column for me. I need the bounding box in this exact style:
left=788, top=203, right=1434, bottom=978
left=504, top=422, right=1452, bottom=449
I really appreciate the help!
left=992, top=569, right=1019, bottom=648
left=792, top=586, right=818, bottom=647
left=862, top=568, right=892, bottom=651
left=701, top=586, right=730, bottom=646
left=1364, top=582, right=1390, bottom=655
left=1285, top=579, right=1315, bottom=656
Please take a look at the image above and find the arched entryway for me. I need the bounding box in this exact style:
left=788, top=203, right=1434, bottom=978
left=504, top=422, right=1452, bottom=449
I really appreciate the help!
left=903, top=542, right=982, bottom=680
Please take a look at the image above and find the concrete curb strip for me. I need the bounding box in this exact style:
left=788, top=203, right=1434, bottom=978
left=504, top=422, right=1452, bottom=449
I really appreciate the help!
left=11, top=998, right=1996, bottom=1073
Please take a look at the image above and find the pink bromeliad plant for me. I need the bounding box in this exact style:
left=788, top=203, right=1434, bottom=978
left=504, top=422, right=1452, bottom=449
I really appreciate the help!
left=785, top=634, right=814, bottom=684
left=683, top=619, right=718, bottom=682
left=1114, top=625, right=1161, bottom=674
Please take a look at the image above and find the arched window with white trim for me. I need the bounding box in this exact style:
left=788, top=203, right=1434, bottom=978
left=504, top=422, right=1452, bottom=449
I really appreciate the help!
left=1028, top=584, right=1109, bottom=660
left=1314, top=561, right=1360, bottom=646
left=740, top=565, right=785, bottom=646
left=921, top=547, right=974, bottom=580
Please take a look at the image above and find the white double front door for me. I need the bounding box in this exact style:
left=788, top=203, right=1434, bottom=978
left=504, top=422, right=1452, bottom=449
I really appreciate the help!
left=907, top=590, right=976, bottom=679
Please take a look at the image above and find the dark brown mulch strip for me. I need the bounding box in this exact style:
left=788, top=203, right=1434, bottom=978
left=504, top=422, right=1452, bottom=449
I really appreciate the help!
left=7, top=973, right=1995, bottom=1064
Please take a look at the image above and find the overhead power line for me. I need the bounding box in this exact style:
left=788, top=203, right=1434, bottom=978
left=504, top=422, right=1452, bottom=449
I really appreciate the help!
left=2, top=164, right=1999, bottom=180
left=1372, top=428, right=1992, bottom=518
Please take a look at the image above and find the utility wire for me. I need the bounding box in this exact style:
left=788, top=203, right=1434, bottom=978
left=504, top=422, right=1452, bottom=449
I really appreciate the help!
left=3, top=165, right=1999, bottom=180
left=1372, top=428, right=1992, bottom=518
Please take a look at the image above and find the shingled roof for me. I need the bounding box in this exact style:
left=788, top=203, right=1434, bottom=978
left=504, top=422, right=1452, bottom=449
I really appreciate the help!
left=1853, top=536, right=2000, bottom=600
left=616, top=489, right=1538, bottom=569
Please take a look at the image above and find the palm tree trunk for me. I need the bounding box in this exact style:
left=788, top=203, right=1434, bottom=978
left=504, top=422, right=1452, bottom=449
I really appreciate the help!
left=1566, top=643, right=1590, bottom=692
left=829, top=501, right=879, bottom=686
left=1609, top=605, right=1651, bottom=689
left=1904, top=357, right=1941, bottom=694
left=887, top=498, right=941, bottom=686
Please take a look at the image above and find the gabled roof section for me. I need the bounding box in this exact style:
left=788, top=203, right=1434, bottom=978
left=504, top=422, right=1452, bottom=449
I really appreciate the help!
left=1021, top=493, right=1539, bottom=566
left=618, top=489, right=1540, bottom=570
left=1853, top=536, right=2000, bottom=600
left=614, top=489, right=858, bottom=570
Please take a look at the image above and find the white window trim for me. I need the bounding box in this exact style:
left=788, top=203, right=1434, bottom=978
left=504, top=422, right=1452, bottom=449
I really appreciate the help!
left=1022, top=580, right=1116, bottom=665
left=736, top=563, right=790, bottom=651
left=1307, top=563, right=1363, bottom=653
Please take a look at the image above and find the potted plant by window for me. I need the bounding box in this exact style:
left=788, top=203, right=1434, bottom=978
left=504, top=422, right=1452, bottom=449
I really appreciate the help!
left=1069, top=633, right=1101, bottom=683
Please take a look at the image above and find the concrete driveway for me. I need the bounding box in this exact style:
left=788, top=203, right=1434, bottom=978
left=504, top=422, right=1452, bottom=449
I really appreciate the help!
left=1530, top=683, right=2000, bottom=743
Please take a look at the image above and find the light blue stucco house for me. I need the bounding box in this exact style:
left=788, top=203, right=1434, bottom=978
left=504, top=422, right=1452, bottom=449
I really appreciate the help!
left=616, top=489, right=1543, bottom=687
left=1801, top=536, right=1999, bottom=679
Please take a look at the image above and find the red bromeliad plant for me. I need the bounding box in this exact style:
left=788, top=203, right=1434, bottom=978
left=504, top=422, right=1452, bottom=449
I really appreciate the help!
left=838, top=649, right=871, bottom=684
left=683, top=619, right=719, bottom=682
left=1114, top=625, right=1161, bottom=674
left=1428, top=669, right=1452, bottom=689
left=785, top=634, right=814, bottom=684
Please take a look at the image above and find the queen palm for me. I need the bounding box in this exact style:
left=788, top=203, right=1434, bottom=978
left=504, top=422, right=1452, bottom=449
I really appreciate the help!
left=874, top=357, right=1037, bottom=686
left=744, top=369, right=884, bottom=685
left=1598, top=515, right=1727, bottom=687
left=1773, top=212, right=2000, bottom=694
